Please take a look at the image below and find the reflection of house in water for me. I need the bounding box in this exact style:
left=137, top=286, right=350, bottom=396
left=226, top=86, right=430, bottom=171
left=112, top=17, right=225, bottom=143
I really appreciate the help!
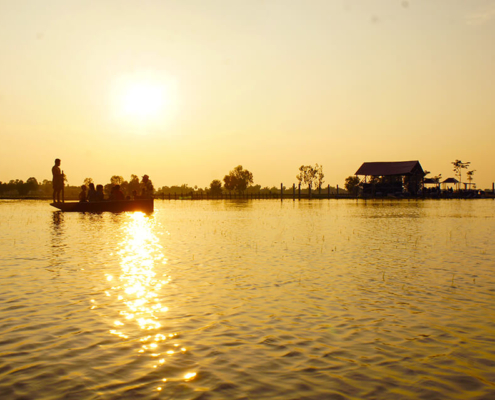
left=355, top=160, right=426, bottom=196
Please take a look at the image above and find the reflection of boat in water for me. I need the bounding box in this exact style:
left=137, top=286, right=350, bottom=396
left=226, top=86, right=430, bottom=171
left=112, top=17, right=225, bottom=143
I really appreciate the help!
left=50, top=199, right=154, bottom=213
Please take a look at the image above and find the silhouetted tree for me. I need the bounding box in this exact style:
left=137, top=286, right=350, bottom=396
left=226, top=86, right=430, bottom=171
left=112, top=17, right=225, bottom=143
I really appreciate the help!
left=127, top=174, right=140, bottom=194
left=40, top=179, right=52, bottom=196
left=246, top=184, right=261, bottom=193
left=452, top=160, right=470, bottom=189
left=110, top=175, right=124, bottom=186
left=13, top=179, right=29, bottom=195
left=466, top=170, right=476, bottom=189
left=25, top=177, right=39, bottom=194
left=83, top=177, right=93, bottom=186
left=344, top=176, right=360, bottom=195
left=223, top=165, right=254, bottom=194
left=209, top=179, right=223, bottom=195
left=223, top=175, right=236, bottom=193
left=297, top=164, right=324, bottom=189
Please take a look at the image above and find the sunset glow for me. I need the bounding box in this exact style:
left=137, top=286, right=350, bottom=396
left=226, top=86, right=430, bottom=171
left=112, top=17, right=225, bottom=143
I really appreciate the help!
left=122, top=83, right=165, bottom=120
left=1, top=1, right=494, bottom=188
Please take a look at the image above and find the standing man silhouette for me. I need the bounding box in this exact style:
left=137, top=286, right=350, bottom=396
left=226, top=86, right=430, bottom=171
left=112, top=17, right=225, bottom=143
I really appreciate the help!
left=52, top=158, right=64, bottom=203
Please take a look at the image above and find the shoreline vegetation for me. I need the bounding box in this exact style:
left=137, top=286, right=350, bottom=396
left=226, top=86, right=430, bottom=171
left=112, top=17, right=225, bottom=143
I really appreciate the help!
left=1, top=190, right=493, bottom=201
left=1, top=164, right=494, bottom=202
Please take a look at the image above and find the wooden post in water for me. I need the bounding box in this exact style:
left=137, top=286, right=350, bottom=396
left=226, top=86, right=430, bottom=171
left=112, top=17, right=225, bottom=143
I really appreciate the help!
left=336, top=185, right=339, bottom=197
left=293, top=183, right=296, bottom=201
left=309, top=184, right=312, bottom=199
left=298, top=183, right=301, bottom=200
left=328, top=184, right=330, bottom=198
left=281, top=183, right=283, bottom=201
left=319, top=184, right=321, bottom=198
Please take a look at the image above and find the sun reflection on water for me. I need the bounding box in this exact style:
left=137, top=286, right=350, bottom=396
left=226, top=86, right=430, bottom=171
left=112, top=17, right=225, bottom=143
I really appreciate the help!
left=96, top=212, right=196, bottom=390
left=106, top=213, right=170, bottom=337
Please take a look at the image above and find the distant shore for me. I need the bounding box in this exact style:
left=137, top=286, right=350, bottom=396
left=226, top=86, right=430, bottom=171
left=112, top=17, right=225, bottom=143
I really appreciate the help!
left=1, top=193, right=493, bottom=201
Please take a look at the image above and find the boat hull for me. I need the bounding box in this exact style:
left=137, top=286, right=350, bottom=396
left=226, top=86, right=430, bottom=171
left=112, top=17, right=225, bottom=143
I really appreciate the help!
left=50, top=199, right=154, bottom=213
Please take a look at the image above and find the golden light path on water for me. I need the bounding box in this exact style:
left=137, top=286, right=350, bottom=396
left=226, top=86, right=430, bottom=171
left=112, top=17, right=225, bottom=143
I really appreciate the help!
left=102, top=212, right=196, bottom=392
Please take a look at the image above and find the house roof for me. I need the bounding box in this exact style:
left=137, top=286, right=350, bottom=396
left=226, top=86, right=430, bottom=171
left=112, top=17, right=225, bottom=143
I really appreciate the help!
left=355, top=161, right=425, bottom=176
left=442, top=177, right=459, bottom=184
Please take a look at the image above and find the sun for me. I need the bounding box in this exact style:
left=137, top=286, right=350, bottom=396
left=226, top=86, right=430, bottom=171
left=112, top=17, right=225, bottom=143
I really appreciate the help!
left=111, top=73, right=179, bottom=132
left=122, top=83, right=165, bottom=120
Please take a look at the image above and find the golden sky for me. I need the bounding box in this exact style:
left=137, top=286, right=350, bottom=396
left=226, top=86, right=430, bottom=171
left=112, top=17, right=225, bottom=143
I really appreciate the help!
left=1, top=0, right=494, bottom=189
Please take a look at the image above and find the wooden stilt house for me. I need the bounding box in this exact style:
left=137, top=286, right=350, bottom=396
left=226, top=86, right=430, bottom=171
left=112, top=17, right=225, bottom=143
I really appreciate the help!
left=355, top=160, right=426, bottom=196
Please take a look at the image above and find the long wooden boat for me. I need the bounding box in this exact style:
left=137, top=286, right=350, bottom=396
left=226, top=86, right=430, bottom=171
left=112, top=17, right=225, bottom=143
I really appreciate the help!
left=50, top=199, right=154, bottom=213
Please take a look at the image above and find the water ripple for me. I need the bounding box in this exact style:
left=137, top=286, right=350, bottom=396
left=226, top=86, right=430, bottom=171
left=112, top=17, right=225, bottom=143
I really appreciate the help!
left=1, top=200, right=495, bottom=398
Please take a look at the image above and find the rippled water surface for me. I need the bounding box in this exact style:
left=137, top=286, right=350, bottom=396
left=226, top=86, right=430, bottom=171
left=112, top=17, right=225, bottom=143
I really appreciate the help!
left=1, top=199, right=495, bottom=399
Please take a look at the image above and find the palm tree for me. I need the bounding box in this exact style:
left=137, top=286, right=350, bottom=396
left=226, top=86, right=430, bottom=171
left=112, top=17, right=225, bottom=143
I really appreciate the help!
left=451, top=160, right=470, bottom=190
left=466, top=170, right=476, bottom=190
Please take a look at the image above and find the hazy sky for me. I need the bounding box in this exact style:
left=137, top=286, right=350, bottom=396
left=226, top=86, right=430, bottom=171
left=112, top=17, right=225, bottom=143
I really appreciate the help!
left=1, top=0, right=494, bottom=189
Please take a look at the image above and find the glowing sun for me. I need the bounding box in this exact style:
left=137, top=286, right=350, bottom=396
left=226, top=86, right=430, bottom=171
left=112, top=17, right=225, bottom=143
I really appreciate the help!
left=122, top=83, right=165, bottom=120
left=111, top=73, right=178, bottom=132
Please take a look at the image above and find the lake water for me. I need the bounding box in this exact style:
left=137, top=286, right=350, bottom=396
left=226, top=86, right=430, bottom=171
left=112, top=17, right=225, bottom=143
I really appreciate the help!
left=1, top=199, right=495, bottom=399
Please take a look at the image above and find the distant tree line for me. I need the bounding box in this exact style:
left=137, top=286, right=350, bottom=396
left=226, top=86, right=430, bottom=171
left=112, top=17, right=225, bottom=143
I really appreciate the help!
left=198, top=163, right=340, bottom=197
left=1, top=163, right=344, bottom=198
left=0, top=178, right=43, bottom=196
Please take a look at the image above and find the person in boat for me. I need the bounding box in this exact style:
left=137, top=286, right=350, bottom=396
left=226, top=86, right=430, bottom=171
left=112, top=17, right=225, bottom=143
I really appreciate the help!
left=87, top=183, right=98, bottom=202
left=52, top=158, right=64, bottom=203
left=95, top=184, right=105, bottom=201
left=79, top=185, right=88, bottom=202
left=140, top=174, right=154, bottom=198
left=109, top=185, right=125, bottom=201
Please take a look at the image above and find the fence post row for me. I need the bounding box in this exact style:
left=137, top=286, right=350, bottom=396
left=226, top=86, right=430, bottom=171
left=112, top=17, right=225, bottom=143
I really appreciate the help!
left=157, top=183, right=349, bottom=200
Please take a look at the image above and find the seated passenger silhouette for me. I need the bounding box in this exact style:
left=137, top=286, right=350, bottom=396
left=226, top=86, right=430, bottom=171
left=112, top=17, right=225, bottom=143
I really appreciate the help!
left=110, top=185, right=125, bottom=201
left=95, top=184, right=105, bottom=201
left=140, top=174, right=154, bottom=198
left=79, top=185, right=88, bottom=202
left=87, top=183, right=97, bottom=202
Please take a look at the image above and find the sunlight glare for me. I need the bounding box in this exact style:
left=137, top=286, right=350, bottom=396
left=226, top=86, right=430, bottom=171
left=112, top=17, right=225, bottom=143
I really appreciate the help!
left=123, top=83, right=164, bottom=119
left=111, top=72, right=179, bottom=133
